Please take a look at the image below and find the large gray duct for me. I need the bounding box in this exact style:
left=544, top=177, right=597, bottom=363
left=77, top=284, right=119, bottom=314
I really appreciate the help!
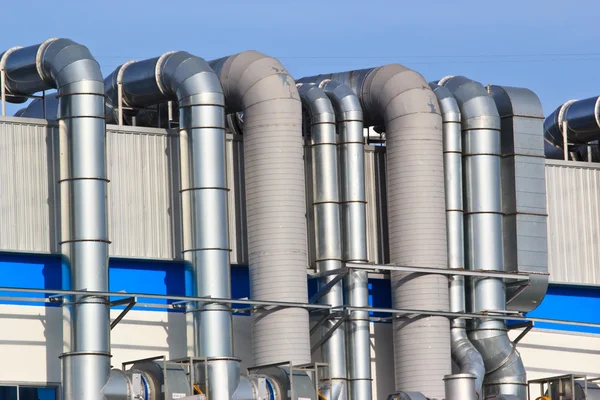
left=440, top=76, right=526, bottom=398
left=104, top=52, right=239, bottom=399
left=430, top=82, right=485, bottom=399
left=209, top=52, right=311, bottom=366
left=544, top=97, right=600, bottom=156
left=298, top=83, right=348, bottom=399
left=300, top=65, right=450, bottom=399
left=1, top=38, right=109, bottom=399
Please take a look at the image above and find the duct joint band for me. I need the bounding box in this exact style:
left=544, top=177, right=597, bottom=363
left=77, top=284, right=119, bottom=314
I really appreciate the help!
left=463, top=211, right=503, bottom=216
left=339, top=200, right=367, bottom=204
left=180, top=186, right=231, bottom=193
left=54, top=92, right=107, bottom=98
left=313, top=201, right=340, bottom=205
left=338, top=141, right=366, bottom=145
left=177, top=125, right=226, bottom=131
left=462, top=153, right=502, bottom=157
left=58, top=177, right=110, bottom=183
left=59, top=239, right=111, bottom=245
left=181, top=247, right=233, bottom=253
left=59, top=351, right=112, bottom=359
left=36, top=38, right=59, bottom=85
left=315, top=257, right=345, bottom=263
left=309, top=142, right=338, bottom=148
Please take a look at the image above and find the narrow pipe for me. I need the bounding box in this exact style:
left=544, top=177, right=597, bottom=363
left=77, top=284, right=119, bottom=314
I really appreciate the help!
left=105, top=52, right=239, bottom=399
left=430, top=82, right=485, bottom=399
left=1, top=38, right=108, bottom=400
left=318, top=79, right=369, bottom=400
left=298, top=83, right=348, bottom=399
left=440, top=76, right=527, bottom=398
left=300, top=64, right=449, bottom=399
left=209, top=52, right=310, bottom=367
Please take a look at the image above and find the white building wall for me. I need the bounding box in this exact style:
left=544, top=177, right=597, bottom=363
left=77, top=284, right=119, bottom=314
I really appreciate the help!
left=1, top=304, right=598, bottom=399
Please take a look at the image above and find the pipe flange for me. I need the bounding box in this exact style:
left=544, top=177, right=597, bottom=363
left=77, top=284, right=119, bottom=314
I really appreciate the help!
left=558, top=99, right=577, bottom=134
left=318, top=78, right=332, bottom=89
left=155, top=51, right=177, bottom=95
left=0, top=46, right=22, bottom=72
left=437, top=75, right=455, bottom=86
left=36, top=38, right=59, bottom=85
left=116, top=60, right=137, bottom=107
left=594, top=97, right=600, bottom=130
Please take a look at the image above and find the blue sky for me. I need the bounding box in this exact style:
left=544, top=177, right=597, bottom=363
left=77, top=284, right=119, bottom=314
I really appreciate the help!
left=1, top=0, right=598, bottom=116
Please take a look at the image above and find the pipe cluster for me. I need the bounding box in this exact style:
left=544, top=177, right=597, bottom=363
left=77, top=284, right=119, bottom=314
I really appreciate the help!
left=1, top=38, right=549, bottom=400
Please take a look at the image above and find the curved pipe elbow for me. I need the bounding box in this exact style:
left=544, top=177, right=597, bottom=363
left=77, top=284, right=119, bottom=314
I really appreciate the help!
left=297, top=83, right=336, bottom=125
left=451, top=326, right=485, bottom=398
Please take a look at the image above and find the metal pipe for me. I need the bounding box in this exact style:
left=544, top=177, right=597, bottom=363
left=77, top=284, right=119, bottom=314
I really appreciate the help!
left=105, top=51, right=238, bottom=399
left=1, top=38, right=108, bottom=400
left=440, top=76, right=527, bottom=398
left=298, top=83, right=347, bottom=399
left=317, top=79, right=370, bottom=400
left=300, top=64, right=450, bottom=399
left=444, top=374, right=478, bottom=400
left=209, top=52, right=310, bottom=367
left=430, top=82, right=484, bottom=399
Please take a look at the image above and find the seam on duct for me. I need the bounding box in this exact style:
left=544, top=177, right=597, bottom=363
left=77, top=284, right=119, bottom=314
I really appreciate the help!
left=441, top=76, right=526, bottom=398
left=300, top=65, right=449, bottom=399
left=1, top=38, right=108, bottom=400
left=209, top=51, right=310, bottom=366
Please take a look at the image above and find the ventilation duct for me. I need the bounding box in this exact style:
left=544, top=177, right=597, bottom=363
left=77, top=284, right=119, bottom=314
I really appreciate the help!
left=429, top=82, right=485, bottom=399
left=298, top=83, right=348, bottom=399
left=1, top=38, right=109, bottom=400
left=300, top=65, right=450, bottom=399
left=209, top=51, right=311, bottom=367
left=544, top=97, right=600, bottom=156
left=104, top=51, right=239, bottom=399
left=440, top=76, right=526, bottom=398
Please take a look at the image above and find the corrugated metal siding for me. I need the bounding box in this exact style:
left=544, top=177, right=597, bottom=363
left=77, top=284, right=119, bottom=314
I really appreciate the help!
left=546, top=159, right=600, bottom=284
left=106, top=125, right=178, bottom=259
left=0, top=117, right=57, bottom=253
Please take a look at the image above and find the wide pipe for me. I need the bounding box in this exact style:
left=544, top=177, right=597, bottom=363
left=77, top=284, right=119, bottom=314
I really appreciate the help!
left=209, top=51, right=311, bottom=366
left=430, top=82, right=484, bottom=399
left=544, top=97, right=600, bottom=153
left=440, top=76, right=527, bottom=398
left=105, top=51, right=239, bottom=399
left=1, top=38, right=109, bottom=400
left=298, top=83, right=348, bottom=399
left=300, top=65, right=450, bottom=399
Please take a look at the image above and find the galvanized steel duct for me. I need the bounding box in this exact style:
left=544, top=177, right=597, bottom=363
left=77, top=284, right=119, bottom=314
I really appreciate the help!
left=1, top=38, right=109, bottom=400
left=104, top=51, right=239, bottom=399
left=300, top=65, right=450, bottom=399
left=430, top=82, right=485, bottom=399
left=209, top=51, right=311, bottom=366
left=319, top=79, right=370, bottom=400
left=298, top=83, right=347, bottom=399
left=440, top=76, right=527, bottom=398
left=544, top=96, right=600, bottom=154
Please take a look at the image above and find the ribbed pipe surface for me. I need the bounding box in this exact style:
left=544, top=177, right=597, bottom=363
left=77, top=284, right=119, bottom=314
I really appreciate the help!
left=430, top=82, right=485, bottom=399
left=301, top=65, right=450, bottom=399
left=1, top=38, right=109, bottom=400
left=441, top=76, right=526, bottom=398
left=105, top=52, right=238, bottom=399
left=299, top=83, right=347, bottom=398
left=210, top=51, right=310, bottom=366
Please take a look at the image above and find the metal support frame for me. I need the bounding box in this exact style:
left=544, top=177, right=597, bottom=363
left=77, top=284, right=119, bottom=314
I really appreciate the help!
left=528, top=374, right=588, bottom=400
left=110, top=296, right=137, bottom=330
left=508, top=321, right=534, bottom=344
left=311, top=313, right=348, bottom=354
left=0, top=285, right=597, bottom=330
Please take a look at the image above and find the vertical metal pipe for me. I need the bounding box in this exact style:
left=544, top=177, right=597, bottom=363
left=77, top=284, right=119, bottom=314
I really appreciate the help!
left=1, top=70, right=5, bottom=116
left=105, top=52, right=238, bottom=399
left=563, top=120, right=569, bottom=160
left=430, top=82, right=484, bottom=399
left=441, top=76, right=526, bottom=398
left=0, top=38, right=110, bottom=400
left=298, top=83, right=347, bottom=399
left=444, top=374, right=478, bottom=400
left=320, top=80, right=371, bottom=400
